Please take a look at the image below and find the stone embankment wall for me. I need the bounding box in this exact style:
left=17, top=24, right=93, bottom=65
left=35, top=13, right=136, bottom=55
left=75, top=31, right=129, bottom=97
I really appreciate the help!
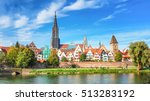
left=60, top=62, right=133, bottom=68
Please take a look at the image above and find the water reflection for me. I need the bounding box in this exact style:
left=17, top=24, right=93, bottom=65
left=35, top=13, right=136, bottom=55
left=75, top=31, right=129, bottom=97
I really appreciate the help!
left=0, top=73, right=150, bottom=84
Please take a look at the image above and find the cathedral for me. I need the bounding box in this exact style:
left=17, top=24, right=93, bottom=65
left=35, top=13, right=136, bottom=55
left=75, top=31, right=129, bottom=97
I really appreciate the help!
left=50, top=13, right=123, bottom=62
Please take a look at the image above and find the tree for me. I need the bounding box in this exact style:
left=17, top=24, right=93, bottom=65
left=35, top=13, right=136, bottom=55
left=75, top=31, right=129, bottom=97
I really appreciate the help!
left=26, top=44, right=29, bottom=48
left=15, top=41, right=20, bottom=48
left=129, top=41, right=149, bottom=71
left=142, top=49, right=150, bottom=68
left=0, top=51, right=5, bottom=66
left=48, top=49, right=59, bottom=67
left=6, top=46, right=19, bottom=67
left=80, top=53, right=86, bottom=62
left=61, top=56, right=68, bottom=62
left=16, top=47, right=36, bottom=68
left=115, top=52, right=122, bottom=62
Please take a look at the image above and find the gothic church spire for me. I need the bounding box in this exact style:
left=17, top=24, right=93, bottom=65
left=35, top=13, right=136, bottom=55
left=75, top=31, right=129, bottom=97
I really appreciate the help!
left=51, top=12, right=60, bottom=49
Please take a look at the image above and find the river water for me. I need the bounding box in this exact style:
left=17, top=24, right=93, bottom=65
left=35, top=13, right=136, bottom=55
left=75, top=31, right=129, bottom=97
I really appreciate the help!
left=0, top=73, right=150, bottom=84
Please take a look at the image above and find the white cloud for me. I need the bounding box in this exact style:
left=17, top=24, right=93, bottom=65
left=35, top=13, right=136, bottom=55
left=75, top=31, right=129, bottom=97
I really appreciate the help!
left=95, top=0, right=128, bottom=24
left=114, top=8, right=127, bottom=14
left=17, top=32, right=32, bottom=42
left=100, top=15, right=114, bottom=21
left=0, top=33, right=16, bottom=46
left=15, top=24, right=36, bottom=43
left=14, top=15, right=29, bottom=28
left=0, top=32, right=3, bottom=45
left=115, top=4, right=126, bottom=9
left=36, top=0, right=66, bottom=24
left=63, top=0, right=107, bottom=11
left=0, top=16, right=11, bottom=28
left=119, top=0, right=128, bottom=3
left=96, top=8, right=127, bottom=23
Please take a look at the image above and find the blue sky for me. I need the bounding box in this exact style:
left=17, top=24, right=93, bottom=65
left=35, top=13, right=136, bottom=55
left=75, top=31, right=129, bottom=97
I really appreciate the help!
left=0, top=0, right=150, bottom=50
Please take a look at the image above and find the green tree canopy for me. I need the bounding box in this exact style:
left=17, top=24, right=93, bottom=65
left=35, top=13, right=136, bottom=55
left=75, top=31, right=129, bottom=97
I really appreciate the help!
left=6, top=46, right=19, bottom=67
left=129, top=41, right=149, bottom=71
left=16, top=47, right=36, bottom=68
left=61, top=56, right=68, bottom=62
left=15, top=41, right=20, bottom=48
left=0, top=51, right=5, bottom=65
left=115, top=52, right=122, bottom=62
left=80, top=53, right=86, bottom=62
left=48, top=49, right=59, bottom=67
left=142, top=49, right=150, bottom=68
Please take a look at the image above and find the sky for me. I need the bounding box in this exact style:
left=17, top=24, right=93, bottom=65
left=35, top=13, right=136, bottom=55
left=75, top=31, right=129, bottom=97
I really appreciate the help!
left=0, top=0, right=150, bottom=50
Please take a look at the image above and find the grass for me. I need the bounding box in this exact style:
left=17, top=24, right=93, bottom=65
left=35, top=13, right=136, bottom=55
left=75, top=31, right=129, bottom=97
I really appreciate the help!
left=30, top=67, right=138, bottom=75
left=2, top=66, right=150, bottom=75
left=140, top=70, right=150, bottom=73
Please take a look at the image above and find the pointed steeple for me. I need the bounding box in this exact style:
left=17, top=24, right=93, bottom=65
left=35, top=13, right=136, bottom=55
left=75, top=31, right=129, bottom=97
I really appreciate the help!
left=99, top=41, right=102, bottom=48
left=83, top=35, right=88, bottom=47
left=110, top=35, right=118, bottom=44
left=51, top=12, right=60, bottom=49
left=52, top=11, right=59, bottom=38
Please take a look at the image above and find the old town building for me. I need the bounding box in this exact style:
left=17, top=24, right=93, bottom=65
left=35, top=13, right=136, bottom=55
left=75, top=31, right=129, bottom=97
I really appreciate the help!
left=110, top=35, right=119, bottom=55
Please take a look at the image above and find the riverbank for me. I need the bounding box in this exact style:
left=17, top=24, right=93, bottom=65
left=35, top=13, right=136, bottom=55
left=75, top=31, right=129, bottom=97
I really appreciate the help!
left=1, top=67, right=150, bottom=76
left=30, top=67, right=139, bottom=75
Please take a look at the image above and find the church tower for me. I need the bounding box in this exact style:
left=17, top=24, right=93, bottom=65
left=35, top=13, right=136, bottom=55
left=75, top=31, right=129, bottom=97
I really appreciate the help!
left=83, top=35, right=88, bottom=48
left=50, top=12, right=60, bottom=49
left=110, top=35, right=118, bottom=54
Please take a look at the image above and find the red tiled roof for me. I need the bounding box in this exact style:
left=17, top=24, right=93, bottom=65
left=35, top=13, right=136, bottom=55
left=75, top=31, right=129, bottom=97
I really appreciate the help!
left=66, top=50, right=74, bottom=56
left=35, top=49, right=42, bottom=54
left=59, top=49, right=68, bottom=53
left=123, top=55, right=130, bottom=58
left=76, top=44, right=83, bottom=48
left=92, top=49, right=103, bottom=54
left=37, top=59, right=45, bottom=63
left=84, top=48, right=103, bottom=55
left=60, top=44, right=69, bottom=49
left=97, top=49, right=103, bottom=54
left=121, top=51, right=128, bottom=55
left=0, top=46, right=10, bottom=52
left=88, top=45, right=93, bottom=49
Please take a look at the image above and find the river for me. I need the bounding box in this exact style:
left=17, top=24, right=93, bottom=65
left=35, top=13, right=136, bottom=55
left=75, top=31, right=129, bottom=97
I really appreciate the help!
left=0, top=73, right=150, bottom=84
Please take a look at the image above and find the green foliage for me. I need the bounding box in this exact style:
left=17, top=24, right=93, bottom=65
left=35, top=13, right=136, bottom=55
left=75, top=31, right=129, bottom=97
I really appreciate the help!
left=142, top=49, right=150, bottom=68
left=6, top=46, right=19, bottom=67
left=0, top=51, right=5, bottom=65
left=31, top=68, right=137, bottom=75
left=80, top=53, right=86, bottom=62
left=70, top=64, right=80, bottom=68
left=115, top=52, right=122, bottom=62
left=15, top=41, right=20, bottom=48
left=108, top=59, right=113, bottom=62
left=61, top=56, right=68, bottom=62
left=48, top=49, right=59, bottom=67
left=16, top=47, right=36, bottom=68
left=6, top=45, right=36, bottom=68
left=26, top=44, right=29, bottom=48
left=129, top=41, right=149, bottom=70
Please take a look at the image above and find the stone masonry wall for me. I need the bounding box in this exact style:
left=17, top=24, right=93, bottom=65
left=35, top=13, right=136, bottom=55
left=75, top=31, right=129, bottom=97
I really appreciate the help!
left=60, top=62, right=133, bottom=68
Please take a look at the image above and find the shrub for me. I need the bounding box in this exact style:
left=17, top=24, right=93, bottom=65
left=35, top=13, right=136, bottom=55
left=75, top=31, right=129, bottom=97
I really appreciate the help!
left=61, top=56, right=68, bottom=62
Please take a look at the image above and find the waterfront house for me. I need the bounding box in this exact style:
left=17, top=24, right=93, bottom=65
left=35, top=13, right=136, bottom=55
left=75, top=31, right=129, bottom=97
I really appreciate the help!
left=42, top=46, right=50, bottom=60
